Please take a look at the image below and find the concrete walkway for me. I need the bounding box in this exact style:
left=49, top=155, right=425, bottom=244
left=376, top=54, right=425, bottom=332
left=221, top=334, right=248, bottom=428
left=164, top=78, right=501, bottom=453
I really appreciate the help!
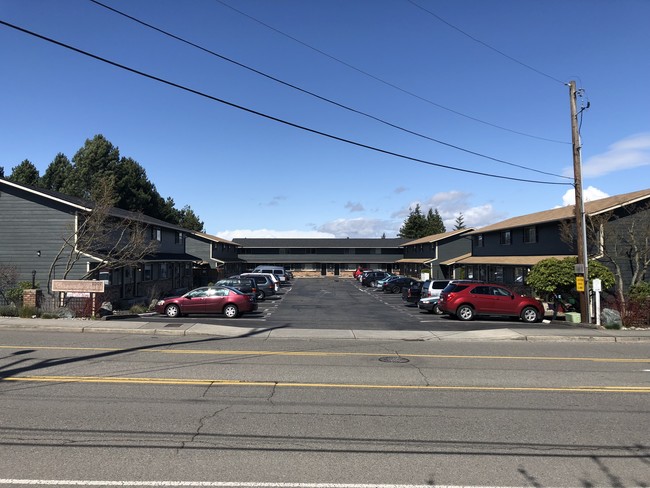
left=1, top=315, right=649, bottom=342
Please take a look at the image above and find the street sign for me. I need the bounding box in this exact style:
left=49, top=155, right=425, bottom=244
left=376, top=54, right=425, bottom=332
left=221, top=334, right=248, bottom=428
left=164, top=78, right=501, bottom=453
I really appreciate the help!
left=576, top=276, right=585, bottom=292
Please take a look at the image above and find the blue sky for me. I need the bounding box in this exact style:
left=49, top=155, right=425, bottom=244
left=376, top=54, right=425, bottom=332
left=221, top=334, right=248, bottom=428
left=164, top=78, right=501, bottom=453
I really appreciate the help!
left=2, top=0, right=649, bottom=240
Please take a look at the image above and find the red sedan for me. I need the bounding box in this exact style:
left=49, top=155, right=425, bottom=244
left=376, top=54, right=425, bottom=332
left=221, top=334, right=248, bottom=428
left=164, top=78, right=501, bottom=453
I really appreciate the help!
left=155, top=286, right=257, bottom=319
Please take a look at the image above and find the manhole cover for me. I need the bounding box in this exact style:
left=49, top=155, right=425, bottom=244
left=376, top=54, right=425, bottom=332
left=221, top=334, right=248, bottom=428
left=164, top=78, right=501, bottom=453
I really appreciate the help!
left=378, top=356, right=409, bottom=363
left=164, top=323, right=182, bottom=328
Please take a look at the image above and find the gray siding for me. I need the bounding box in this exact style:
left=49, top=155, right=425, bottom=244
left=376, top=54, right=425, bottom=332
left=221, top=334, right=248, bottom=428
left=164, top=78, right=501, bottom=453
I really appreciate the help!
left=473, top=221, right=573, bottom=257
left=0, top=186, right=93, bottom=285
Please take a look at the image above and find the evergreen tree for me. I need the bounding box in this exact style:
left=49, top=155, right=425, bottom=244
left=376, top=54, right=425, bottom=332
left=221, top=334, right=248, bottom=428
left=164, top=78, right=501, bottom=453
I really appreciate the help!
left=9, top=159, right=40, bottom=186
left=114, top=157, right=159, bottom=216
left=454, top=212, right=466, bottom=230
left=425, top=208, right=446, bottom=235
left=41, top=153, right=73, bottom=191
left=178, top=205, right=205, bottom=232
left=398, top=204, right=427, bottom=238
left=63, top=134, right=120, bottom=200
left=0, top=166, right=4, bottom=178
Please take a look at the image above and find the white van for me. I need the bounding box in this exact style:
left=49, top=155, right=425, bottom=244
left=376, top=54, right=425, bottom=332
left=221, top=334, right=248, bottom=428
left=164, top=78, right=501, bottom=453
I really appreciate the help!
left=252, top=265, right=288, bottom=283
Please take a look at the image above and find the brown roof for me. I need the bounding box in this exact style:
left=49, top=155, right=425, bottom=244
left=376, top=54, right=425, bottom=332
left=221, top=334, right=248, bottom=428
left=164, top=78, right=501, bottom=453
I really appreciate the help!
left=450, top=255, right=576, bottom=266
left=191, top=231, right=240, bottom=246
left=468, top=188, right=650, bottom=234
left=402, top=228, right=475, bottom=246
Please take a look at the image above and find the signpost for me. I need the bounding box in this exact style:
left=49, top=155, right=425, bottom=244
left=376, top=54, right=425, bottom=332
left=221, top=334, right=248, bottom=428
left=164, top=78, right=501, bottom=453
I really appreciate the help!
left=51, top=280, right=105, bottom=317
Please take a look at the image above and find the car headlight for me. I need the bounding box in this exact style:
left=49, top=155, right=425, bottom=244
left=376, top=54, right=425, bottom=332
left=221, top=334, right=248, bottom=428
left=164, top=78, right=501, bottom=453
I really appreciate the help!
left=157, top=300, right=165, bottom=306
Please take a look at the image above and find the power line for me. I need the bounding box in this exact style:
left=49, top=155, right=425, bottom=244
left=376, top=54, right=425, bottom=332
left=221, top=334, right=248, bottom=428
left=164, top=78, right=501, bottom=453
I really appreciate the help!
left=214, top=0, right=570, bottom=145
left=88, top=0, right=570, bottom=180
left=407, top=0, right=567, bottom=86
left=0, top=19, right=572, bottom=187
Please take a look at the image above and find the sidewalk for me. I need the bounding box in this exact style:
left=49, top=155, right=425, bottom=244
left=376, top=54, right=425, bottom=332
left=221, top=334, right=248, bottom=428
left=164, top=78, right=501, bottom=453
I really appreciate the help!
left=1, top=316, right=649, bottom=342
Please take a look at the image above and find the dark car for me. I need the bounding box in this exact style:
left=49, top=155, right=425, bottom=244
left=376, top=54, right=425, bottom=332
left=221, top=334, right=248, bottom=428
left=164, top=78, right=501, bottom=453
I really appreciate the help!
left=361, top=271, right=391, bottom=287
left=382, top=276, right=419, bottom=294
left=155, top=286, right=258, bottom=319
left=237, top=273, right=277, bottom=300
left=438, top=282, right=543, bottom=323
left=216, top=277, right=257, bottom=296
left=402, top=280, right=425, bottom=304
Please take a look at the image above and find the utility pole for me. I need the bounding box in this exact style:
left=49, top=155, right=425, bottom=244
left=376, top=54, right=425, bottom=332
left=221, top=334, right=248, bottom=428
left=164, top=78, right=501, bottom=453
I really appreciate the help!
left=568, top=80, right=590, bottom=323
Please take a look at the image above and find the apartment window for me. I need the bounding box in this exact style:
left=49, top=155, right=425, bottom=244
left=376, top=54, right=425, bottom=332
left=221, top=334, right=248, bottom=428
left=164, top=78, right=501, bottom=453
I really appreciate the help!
left=160, top=263, right=168, bottom=279
left=175, top=232, right=184, bottom=244
left=143, top=264, right=152, bottom=281
left=500, top=230, right=512, bottom=245
left=523, top=226, right=537, bottom=244
left=475, top=234, right=484, bottom=247
left=151, top=227, right=162, bottom=241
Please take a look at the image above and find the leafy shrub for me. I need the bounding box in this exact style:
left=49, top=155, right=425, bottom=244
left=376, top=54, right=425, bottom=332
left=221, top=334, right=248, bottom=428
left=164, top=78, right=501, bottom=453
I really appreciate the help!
left=0, top=304, right=18, bottom=317
left=129, top=304, right=148, bottom=314
left=39, top=313, right=59, bottom=319
left=19, top=305, right=38, bottom=318
left=629, top=281, right=650, bottom=300
left=6, top=281, right=35, bottom=305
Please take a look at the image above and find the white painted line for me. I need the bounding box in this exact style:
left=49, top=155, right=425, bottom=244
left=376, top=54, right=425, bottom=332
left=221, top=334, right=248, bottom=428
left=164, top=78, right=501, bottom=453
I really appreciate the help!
left=0, top=481, right=572, bottom=488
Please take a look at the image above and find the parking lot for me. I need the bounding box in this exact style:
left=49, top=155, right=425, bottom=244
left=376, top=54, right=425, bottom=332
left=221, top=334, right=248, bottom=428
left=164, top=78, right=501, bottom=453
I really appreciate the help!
left=142, top=277, right=556, bottom=332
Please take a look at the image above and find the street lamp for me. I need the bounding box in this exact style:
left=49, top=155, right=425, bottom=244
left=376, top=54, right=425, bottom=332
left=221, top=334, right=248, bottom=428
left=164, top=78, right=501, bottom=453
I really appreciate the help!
left=31, top=270, right=36, bottom=289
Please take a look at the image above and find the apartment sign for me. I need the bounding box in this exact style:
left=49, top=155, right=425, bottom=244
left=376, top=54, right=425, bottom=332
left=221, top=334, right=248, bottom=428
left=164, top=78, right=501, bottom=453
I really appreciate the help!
left=51, top=280, right=105, bottom=293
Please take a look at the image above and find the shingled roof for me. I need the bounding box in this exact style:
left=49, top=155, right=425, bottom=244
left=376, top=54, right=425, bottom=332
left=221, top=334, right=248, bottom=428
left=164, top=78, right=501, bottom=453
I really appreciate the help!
left=402, top=228, right=475, bottom=246
left=467, top=187, right=650, bottom=235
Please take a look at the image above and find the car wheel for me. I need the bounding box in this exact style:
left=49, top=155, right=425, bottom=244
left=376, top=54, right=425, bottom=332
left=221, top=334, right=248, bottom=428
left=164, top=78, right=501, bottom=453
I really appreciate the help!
left=391, top=285, right=400, bottom=294
left=370, top=281, right=377, bottom=287
left=257, top=290, right=266, bottom=300
left=457, top=304, right=474, bottom=321
left=165, top=304, right=180, bottom=318
left=223, top=304, right=239, bottom=318
left=521, top=306, right=540, bottom=323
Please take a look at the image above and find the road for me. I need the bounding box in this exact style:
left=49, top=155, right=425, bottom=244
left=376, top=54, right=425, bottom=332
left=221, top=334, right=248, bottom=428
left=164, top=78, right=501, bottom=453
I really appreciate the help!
left=0, top=324, right=649, bottom=487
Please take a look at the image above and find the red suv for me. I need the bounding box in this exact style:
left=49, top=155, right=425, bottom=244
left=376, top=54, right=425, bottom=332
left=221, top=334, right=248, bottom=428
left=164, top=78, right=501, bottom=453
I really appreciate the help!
left=438, top=282, right=543, bottom=323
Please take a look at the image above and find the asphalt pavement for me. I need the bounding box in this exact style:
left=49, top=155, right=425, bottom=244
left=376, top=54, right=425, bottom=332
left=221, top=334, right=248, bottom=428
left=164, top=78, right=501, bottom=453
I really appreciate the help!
left=1, top=314, right=649, bottom=342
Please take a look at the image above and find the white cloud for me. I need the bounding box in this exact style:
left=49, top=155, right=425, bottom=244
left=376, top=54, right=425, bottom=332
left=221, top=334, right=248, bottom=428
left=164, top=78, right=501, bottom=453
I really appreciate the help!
left=452, top=204, right=505, bottom=229
left=317, top=218, right=398, bottom=238
left=216, top=229, right=335, bottom=240
left=344, top=201, right=365, bottom=212
left=391, top=191, right=505, bottom=230
left=570, top=133, right=650, bottom=178
left=561, top=186, right=610, bottom=206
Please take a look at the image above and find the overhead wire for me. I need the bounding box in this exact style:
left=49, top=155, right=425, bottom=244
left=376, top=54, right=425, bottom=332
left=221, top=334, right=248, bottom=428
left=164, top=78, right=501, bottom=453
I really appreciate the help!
left=407, top=0, right=567, bottom=86
left=214, top=0, right=570, bottom=145
left=0, top=19, right=571, bottom=187
left=88, top=0, right=571, bottom=181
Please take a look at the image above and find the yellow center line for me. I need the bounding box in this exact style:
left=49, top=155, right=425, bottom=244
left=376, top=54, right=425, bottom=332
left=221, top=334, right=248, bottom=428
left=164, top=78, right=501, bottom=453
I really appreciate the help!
left=0, top=344, right=648, bottom=363
left=3, top=375, right=650, bottom=393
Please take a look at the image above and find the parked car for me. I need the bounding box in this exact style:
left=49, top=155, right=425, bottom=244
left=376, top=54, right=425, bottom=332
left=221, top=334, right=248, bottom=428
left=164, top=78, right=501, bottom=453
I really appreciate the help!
left=361, top=271, right=392, bottom=287
left=402, top=280, right=425, bottom=304
left=237, top=273, right=277, bottom=299
left=417, top=296, right=440, bottom=314
left=382, top=276, right=419, bottom=294
left=375, top=274, right=397, bottom=288
left=155, top=286, right=257, bottom=319
left=438, top=282, right=543, bottom=322
left=216, top=277, right=257, bottom=296
left=420, top=279, right=451, bottom=300
left=253, top=265, right=289, bottom=283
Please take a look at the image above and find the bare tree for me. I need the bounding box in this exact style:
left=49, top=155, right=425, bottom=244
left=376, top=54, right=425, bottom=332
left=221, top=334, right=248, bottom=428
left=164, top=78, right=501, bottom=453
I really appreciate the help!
left=0, top=263, right=19, bottom=302
left=47, top=178, right=159, bottom=293
left=561, top=203, right=650, bottom=310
